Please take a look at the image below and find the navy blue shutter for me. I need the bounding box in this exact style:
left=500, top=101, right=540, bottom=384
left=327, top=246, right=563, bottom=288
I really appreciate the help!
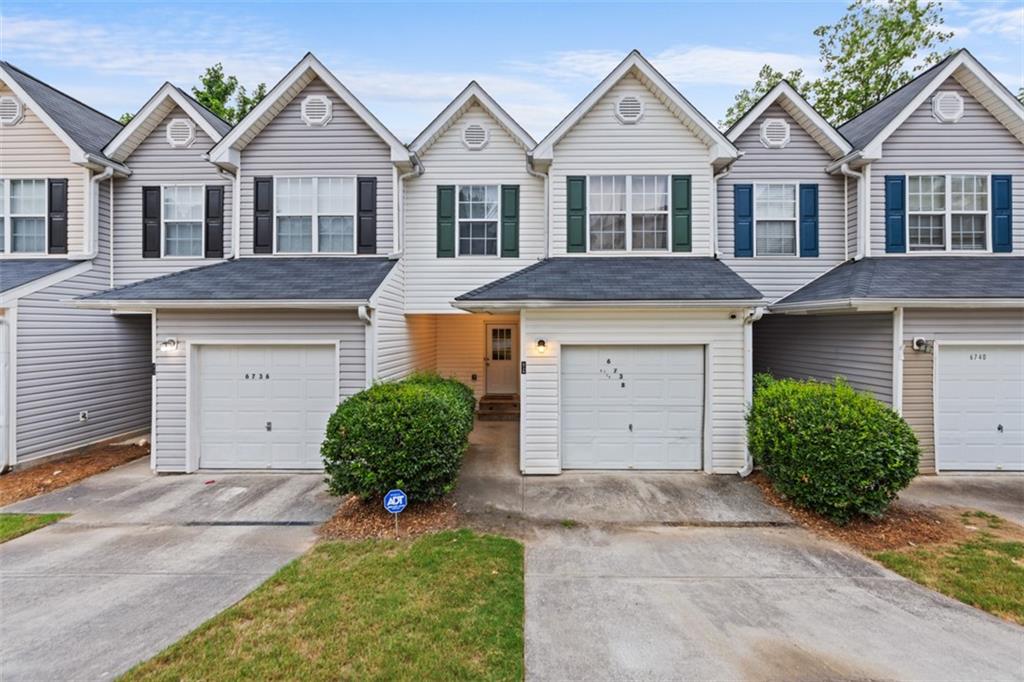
left=992, top=175, right=1012, bottom=253
left=884, top=175, right=906, bottom=253
left=799, top=184, right=819, bottom=257
left=733, top=184, right=753, bottom=257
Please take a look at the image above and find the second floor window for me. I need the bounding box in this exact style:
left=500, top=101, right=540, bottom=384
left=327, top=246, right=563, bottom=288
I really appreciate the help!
left=275, top=176, right=355, bottom=254
left=458, top=185, right=499, bottom=256
left=754, top=184, right=797, bottom=256
left=588, top=175, right=668, bottom=252
left=908, top=174, right=988, bottom=252
left=2, top=179, right=47, bottom=254
left=163, top=185, right=204, bottom=257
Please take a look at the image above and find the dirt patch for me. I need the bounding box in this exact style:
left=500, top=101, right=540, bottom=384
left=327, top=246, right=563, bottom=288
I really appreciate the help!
left=318, top=495, right=460, bottom=540
left=748, top=472, right=968, bottom=552
left=0, top=441, right=148, bottom=507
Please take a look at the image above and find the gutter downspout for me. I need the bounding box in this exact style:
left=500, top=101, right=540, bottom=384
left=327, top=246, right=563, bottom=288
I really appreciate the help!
left=838, top=163, right=864, bottom=260
left=525, top=154, right=548, bottom=258
left=109, top=177, right=116, bottom=288
left=215, top=167, right=240, bottom=259
left=395, top=154, right=424, bottom=257
left=711, top=153, right=742, bottom=259
left=739, top=305, right=767, bottom=477
left=357, top=304, right=374, bottom=388
left=86, top=167, right=115, bottom=261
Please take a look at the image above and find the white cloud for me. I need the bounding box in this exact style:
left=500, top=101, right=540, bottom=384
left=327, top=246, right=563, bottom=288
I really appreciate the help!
left=949, top=3, right=1024, bottom=40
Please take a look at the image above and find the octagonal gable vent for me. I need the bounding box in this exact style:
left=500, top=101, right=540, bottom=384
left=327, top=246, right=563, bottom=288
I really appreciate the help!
left=759, top=118, right=791, bottom=149
left=165, top=118, right=195, bottom=148
left=615, top=95, right=644, bottom=124
left=462, top=123, right=489, bottom=150
left=301, top=94, right=332, bottom=127
left=0, top=95, right=24, bottom=126
left=931, top=91, right=964, bottom=123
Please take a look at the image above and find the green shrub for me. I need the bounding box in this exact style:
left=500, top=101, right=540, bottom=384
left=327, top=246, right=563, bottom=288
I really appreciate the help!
left=321, top=374, right=475, bottom=503
left=748, top=374, right=919, bottom=524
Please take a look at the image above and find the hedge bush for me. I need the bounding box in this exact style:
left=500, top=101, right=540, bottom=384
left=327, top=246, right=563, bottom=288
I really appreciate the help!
left=748, top=374, right=919, bottom=524
left=321, top=374, right=475, bottom=503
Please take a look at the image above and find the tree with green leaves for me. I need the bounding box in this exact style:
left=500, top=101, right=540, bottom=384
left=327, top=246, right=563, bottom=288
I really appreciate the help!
left=118, top=112, right=134, bottom=125
left=191, top=63, right=267, bottom=125
left=720, top=65, right=812, bottom=128
left=1018, top=87, right=1023, bottom=105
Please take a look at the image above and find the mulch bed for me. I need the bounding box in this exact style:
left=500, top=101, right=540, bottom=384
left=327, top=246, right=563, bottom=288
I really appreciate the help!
left=748, top=471, right=968, bottom=552
left=318, top=495, right=460, bottom=541
left=0, top=441, right=149, bottom=507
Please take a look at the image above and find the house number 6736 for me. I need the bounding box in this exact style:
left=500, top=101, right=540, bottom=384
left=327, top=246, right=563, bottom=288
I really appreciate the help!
left=244, top=372, right=271, bottom=380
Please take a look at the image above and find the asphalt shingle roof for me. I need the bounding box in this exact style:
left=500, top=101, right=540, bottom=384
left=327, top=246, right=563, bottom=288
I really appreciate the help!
left=456, top=257, right=763, bottom=302
left=174, top=86, right=232, bottom=137
left=776, top=257, right=1024, bottom=306
left=1, top=61, right=122, bottom=157
left=85, top=257, right=396, bottom=301
left=0, top=259, right=81, bottom=293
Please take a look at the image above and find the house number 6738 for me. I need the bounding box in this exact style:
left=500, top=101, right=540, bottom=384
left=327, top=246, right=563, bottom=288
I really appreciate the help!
left=244, top=372, right=271, bottom=380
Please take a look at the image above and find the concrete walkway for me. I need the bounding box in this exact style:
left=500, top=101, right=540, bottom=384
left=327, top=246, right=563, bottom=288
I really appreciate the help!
left=0, top=459, right=336, bottom=681
left=900, top=475, right=1024, bottom=525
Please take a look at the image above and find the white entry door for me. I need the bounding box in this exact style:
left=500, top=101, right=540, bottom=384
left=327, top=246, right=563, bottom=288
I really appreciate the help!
left=935, top=344, right=1024, bottom=471
left=485, top=324, right=518, bottom=395
left=561, top=345, right=704, bottom=470
left=196, top=345, right=337, bottom=470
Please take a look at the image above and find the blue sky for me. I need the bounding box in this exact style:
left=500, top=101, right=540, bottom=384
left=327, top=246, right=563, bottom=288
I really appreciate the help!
left=1, top=1, right=1021, bottom=140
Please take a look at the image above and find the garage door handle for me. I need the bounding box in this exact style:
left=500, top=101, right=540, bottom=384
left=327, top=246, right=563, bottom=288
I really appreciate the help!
left=266, top=421, right=272, bottom=432
left=628, top=423, right=633, bottom=432
left=997, top=424, right=1003, bottom=433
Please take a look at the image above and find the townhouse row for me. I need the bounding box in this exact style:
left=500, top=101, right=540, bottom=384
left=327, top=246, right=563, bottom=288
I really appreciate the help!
left=0, top=49, right=1020, bottom=476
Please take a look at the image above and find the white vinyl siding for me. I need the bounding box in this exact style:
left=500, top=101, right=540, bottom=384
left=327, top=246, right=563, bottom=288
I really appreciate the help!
left=718, top=104, right=846, bottom=302
left=372, top=260, right=440, bottom=383
left=403, top=103, right=544, bottom=313
left=550, top=75, right=713, bottom=257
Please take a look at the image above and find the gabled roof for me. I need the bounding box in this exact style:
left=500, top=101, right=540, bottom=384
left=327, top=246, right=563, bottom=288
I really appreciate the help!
left=208, top=53, right=410, bottom=168
left=410, top=81, right=535, bottom=155
left=726, top=81, right=851, bottom=159
left=772, top=257, right=1024, bottom=311
left=0, top=259, right=81, bottom=293
left=103, top=82, right=232, bottom=162
left=838, top=49, right=1024, bottom=157
left=532, top=50, right=738, bottom=164
left=454, top=257, right=762, bottom=307
left=0, top=61, right=122, bottom=164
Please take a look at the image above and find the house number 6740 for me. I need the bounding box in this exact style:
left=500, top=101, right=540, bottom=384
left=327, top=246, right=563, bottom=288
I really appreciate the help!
left=969, top=353, right=987, bottom=361
left=244, top=372, right=271, bottom=380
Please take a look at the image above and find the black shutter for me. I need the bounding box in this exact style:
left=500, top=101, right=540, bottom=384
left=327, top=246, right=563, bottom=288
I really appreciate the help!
left=357, top=176, right=377, bottom=254
left=253, top=176, right=273, bottom=254
left=142, top=186, right=161, bottom=258
left=47, top=178, right=68, bottom=254
left=205, top=186, right=224, bottom=258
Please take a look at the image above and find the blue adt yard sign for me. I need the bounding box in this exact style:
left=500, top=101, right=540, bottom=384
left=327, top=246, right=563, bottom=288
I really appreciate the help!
left=384, top=489, right=408, bottom=514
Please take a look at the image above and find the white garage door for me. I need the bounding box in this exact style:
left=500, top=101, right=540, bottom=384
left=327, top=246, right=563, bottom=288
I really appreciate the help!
left=197, top=345, right=337, bottom=470
left=935, top=344, right=1024, bottom=472
left=561, top=345, right=704, bottom=470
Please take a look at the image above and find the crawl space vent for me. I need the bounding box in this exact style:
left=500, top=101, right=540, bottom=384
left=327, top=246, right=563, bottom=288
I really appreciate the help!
left=615, top=95, right=644, bottom=124
left=462, top=123, right=489, bottom=150
left=759, top=118, right=791, bottom=149
left=301, top=95, right=332, bottom=127
left=0, top=95, right=24, bottom=126
left=165, top=118, right=195, bottom=148
left=931, top=91, right=964, bottom=123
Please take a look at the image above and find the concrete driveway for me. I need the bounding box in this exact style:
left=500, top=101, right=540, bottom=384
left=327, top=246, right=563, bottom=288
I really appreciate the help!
left=899, top=475, right=1024, bottom=525
left=0, top=459, right=335, bottom=681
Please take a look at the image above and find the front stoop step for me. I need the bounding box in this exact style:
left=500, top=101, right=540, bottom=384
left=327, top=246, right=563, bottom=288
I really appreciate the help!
left=477, top=394, right=520, bottom=422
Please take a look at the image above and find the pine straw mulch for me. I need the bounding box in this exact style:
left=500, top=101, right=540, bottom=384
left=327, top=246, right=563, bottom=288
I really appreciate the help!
left=0, top=441, right=149, bottom=507
left=748, top=471, right=971, bottom=553
left=318, top=495, right=461, bottom=541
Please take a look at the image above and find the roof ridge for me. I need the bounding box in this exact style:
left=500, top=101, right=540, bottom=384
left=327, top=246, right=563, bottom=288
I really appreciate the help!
left=1, top=61, right=122, bottom=127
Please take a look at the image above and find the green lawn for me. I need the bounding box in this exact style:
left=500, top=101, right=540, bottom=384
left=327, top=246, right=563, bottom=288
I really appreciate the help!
left=122, top=530, right=524, bottom=682
left=0, top=513, right=67, bottom=543
left=874, top=512, right=1024, bottom=625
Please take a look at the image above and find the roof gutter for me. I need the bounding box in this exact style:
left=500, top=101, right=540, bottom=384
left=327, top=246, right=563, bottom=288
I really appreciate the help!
left=73, top=298, right=371, bottom=312
left=770, top=297, right=1024, bottom=314
left=84, top=153, right=131, bottom=176
left=452, top=298, right=766, bottom=312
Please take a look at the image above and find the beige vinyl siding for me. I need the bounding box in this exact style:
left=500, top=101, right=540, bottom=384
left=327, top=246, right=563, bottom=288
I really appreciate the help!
left=520, top=309, right=747, bottom=474
left=718, top=104, right=846, bottom=301
left=113, top=105, right=231, bottom=286
left=238, top=78, right=394, bottom=256
left=902, top=345, right=935, bottom=472
left=435, top=313, right=519, bottom=400
left=869, top=76, right=1024, bottom=255
left=152, top=309, right=366, bottom=472
left=403, top=104, right=544, bottom=312
left=0, top=83, right=88, bottom=256
left=549, top=75, right=714, bottom=256
left=754, top=312, right=894, bottom=404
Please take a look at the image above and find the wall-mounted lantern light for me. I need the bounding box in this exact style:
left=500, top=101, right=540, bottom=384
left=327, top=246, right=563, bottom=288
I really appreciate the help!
left=159, top=338, right=179, bottom=353
left=536, top=339, right=547, bottom=354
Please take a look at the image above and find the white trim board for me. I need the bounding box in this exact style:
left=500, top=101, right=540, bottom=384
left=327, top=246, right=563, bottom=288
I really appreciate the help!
left=410, top=81, right=536, bottom=155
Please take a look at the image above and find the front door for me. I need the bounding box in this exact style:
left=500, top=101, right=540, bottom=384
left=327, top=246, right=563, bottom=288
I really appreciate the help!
left=485, top=324, right=518, bottom=395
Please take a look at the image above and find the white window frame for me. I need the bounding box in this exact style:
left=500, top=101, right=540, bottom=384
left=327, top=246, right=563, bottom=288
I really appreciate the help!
left=272, top=176, right=357, bottom=255
left=455, top=184, right=501, bottom=258
left=751, top=181, right=800, bottom=258
left=585, top=174, right=671, bottom=253
left=1, top=177, right=48, bottom=256
left=906, top=172, right=991, bottom=253
left=160, top=184, right=205, bottom=259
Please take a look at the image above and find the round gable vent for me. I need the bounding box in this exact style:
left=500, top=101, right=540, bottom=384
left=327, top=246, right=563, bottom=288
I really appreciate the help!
left=615, top=95, right=644, bottom=124
left=931, top=91, right=964, bottom=123
left=0, top=95, right=24, bottom=126
left=462, top=123, right=489, bottom=150
left=165, top=118, right=195, bottom=148
left=301, top=94, right=332, bottom=127
left=759, top=118, right=791, bottom=149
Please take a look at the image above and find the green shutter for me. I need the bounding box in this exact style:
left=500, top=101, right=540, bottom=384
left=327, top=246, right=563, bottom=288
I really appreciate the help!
left=501, top=185, right=519, bottom=258
left=671, top=175, right=692, bottom=252
left=566, top=176, right=586, bottom=253
left=437, top=185, right=455, bottom=258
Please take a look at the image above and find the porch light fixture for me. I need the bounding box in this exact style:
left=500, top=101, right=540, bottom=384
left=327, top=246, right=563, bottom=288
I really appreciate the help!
left=536, top=339, right=547, bottom=354
left=159, top=338, right=179, bottom=352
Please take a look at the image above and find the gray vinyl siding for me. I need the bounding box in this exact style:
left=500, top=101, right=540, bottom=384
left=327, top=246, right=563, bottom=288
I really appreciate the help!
left=238, top=78, right=394, bottom=256
left=869, top=76, right=1024, bottom=255
left=113, top=105, right=231, bottom=286
left=754, top=312, right=894, bottom=404
left=719, top=104, right=846, bottom=302
left=152, top=309, right=366, bottom=472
